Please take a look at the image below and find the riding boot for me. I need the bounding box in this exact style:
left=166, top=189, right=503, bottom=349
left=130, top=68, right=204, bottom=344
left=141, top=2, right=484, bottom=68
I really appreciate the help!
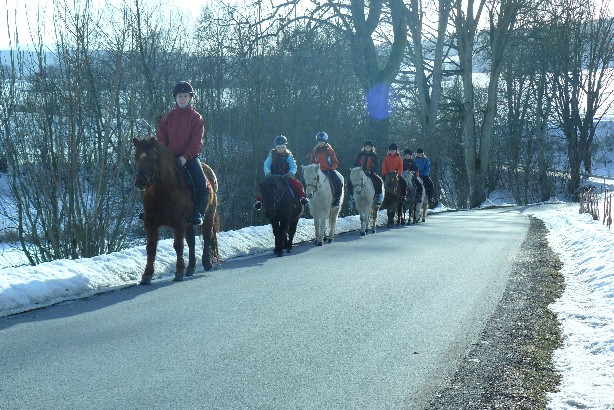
left=191, top=189, right=207, bottom=225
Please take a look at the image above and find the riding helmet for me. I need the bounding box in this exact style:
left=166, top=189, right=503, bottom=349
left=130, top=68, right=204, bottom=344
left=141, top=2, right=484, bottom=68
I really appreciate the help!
left=403, top=148, right=412, bottom=155
left=316, top=132, right=329, bottom=142
left=389, top=143, right=398, bottom=151
left=274, top=135, right=288, bottom=147
left=364, top=140, right=373, bottom=147
left=416, top=147, right=424, bottom=154
left=172, top=81, right=194, bottom=96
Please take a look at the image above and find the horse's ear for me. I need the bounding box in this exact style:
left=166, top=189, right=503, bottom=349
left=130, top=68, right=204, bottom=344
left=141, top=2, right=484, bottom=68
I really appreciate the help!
left=132, top=138, right=139, bottom=146
left=149, top=137, right=157, bottom=144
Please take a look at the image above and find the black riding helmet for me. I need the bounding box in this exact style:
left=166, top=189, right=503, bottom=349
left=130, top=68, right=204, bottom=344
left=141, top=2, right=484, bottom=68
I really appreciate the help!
left=172, top=81, right=194, bottom=97
left=274, top=135, right=288, bottom=146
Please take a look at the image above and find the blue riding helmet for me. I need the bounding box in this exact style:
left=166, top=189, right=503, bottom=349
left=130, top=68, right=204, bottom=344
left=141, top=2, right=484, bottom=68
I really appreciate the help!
left=316, top=132, right=328, bottom=142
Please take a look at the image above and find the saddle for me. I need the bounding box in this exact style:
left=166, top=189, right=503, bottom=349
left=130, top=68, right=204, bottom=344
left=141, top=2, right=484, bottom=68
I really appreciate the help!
left=175, top=162, right=197, bottom=200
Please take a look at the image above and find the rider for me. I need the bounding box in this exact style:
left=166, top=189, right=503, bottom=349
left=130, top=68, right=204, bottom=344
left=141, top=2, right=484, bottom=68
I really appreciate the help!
left=348, top=140, right=383, bottom=207
left=309, top=131, right=343, bottom=207
left=381, top=143, right=407, bottom=199
left=156, top=81, right=208, bottom=225
left=402, top=148, right=423, bottom=199
left=415, top=147, right=435, bottom=203
left=253, top=135, right=310, bottom=210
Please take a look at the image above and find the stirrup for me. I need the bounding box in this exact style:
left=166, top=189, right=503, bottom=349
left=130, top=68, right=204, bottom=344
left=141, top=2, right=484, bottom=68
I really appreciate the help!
left=253, top=200, right=262, bottom=210
left=300, top=197, right=309, bottom=205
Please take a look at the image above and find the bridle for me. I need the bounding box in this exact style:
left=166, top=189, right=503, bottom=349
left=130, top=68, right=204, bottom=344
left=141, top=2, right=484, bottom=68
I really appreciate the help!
left=305, top=169, right=327, bottom=195
left=263, top=177, right=289, bottom=214
left=352, top=170, right=368, bottom=194
left=134, top=145, right=159, bottom=189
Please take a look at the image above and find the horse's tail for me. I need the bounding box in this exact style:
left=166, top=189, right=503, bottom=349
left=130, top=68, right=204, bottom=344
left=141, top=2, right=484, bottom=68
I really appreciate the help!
left=201, top=162, right=219, bottom=193
left=200, top=162, right=220, bottom=260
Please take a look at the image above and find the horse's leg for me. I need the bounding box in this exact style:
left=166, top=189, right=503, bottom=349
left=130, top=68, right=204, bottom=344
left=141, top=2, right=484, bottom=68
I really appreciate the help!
left=371, top=206, right=378, bottom=233
left=172, top=225, right=186, bottom=281
left=286, top=215, right=299, bottom=253
left=185, top=224, right=196, bottom=277
left=359, top=212, right=366, bottom=236
left=140, top=225, right=159, bottom=285
left=327, top=209, right=338, bottom=243
left=272, top=221, right=284, bottom=256
left=315, top=216, right=324, bottom=246
left=201, top=204, right=215, bottom=271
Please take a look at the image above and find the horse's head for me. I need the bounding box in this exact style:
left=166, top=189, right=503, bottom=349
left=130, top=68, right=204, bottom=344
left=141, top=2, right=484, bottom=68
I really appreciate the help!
left=301, top=164, right=321, bottom=198
left=384, top=171, right=399, bottom=193
left=259, top=174, right=286, bottom=211
left=133, top=137, right=160, bottom=191
left=350, top=167, right=367, bottom=195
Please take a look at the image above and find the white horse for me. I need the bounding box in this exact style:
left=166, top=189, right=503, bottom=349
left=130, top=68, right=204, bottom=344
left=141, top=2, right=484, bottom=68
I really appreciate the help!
left=349, top=167, right=379, bottom=235
left=415, top=175, right=429, bottom=223
left=301, top=164, right=344, bottom=246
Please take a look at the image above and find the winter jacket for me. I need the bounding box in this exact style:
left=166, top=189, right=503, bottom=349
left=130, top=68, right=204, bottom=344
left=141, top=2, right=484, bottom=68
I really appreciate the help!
left=264, top=149, right=298, bottom=176
left=382, top=153, right=403, bottom=176
left=354, top=151, right=379, bottom=173
left=156, top=105, right=205, bottom=161
left=403, top=158, right=419, bottom=175
left=415, top=156, right=431, bottom=176
left=309, top=144, right=338, bottom=171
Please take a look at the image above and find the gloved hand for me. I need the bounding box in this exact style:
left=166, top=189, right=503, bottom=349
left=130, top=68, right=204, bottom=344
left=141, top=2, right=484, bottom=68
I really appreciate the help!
left=282, top=172, right=293, bottom=181
left=178, top=156, right=187, bottom=166
left=365, top=170, right=371, bottom=176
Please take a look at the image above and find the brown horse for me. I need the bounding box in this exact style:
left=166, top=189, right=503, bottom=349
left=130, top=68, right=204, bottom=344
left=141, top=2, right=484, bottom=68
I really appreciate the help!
left=381, top=171, right=403, bottom=228
left=133, top=137, right=219, bottom=285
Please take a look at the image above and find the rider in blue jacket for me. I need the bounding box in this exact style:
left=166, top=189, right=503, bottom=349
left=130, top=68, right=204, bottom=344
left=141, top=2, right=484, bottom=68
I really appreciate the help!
left=415, top=147, right=435, bottom=203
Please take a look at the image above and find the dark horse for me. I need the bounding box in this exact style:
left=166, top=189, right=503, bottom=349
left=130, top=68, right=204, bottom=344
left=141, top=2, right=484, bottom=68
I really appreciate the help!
left=260, top=175, right=303, bottom=257
left=381, top=171, right=403, bottom=228
left=133, top=137, right=219, bottom=285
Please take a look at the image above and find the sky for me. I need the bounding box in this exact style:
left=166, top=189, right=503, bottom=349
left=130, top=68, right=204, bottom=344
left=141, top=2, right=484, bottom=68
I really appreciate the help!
left=0, top=0, right=221, bottom=49
left=1, top=192, right=613, bottom=409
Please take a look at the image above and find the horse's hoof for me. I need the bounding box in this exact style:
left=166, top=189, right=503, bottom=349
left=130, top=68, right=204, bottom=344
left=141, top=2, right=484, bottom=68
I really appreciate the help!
left=285, top=248, right=292, bottom=253
left=173, top=275, right=185, bottom=282
left=202, top=256, right=213, bottom=271
left=185, top=267, right=195, bottom=277
left=327, top=238, right=333, bottom=244
left=422, top=218, right=425, bottom=222
left=316, top=241, right=323, bottom=246
left=371, top=229, right=376, bottom=234
left=360, top=231, right=366, bottom=236
left=139, top=278, right=152, bottom=285
left=275, top=251, right=284, bottom=257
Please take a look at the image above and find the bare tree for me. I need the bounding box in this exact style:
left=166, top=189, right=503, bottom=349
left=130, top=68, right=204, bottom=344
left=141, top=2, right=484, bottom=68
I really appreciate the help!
left=550, top=0, right=614, bottom=198
left=454, top=0, right=531, bottom=207
left=269, top=0, right=408, bottom=145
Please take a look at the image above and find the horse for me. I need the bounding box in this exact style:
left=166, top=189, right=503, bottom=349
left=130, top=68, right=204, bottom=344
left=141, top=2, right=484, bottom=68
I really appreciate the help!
left=381, top=171, right=403, bottom=228
left=259, top=175, right=304, bottom=257
left=133, top=137, right=219, bottom=285
left=301, top=164, right=344, bottom=246
left=415, top=175, right=429, bottom=223
left=401, top=170, right=418, bottom=225
left=349, top=167, right=379, bottom=235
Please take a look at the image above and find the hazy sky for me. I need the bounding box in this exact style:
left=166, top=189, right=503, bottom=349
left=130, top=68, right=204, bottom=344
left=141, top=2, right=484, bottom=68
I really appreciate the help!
left=0, top=0, right=218, bottom=49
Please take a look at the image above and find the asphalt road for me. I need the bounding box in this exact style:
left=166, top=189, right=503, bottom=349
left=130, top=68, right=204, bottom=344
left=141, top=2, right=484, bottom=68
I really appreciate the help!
left=0, top=208, right=529, bottom=409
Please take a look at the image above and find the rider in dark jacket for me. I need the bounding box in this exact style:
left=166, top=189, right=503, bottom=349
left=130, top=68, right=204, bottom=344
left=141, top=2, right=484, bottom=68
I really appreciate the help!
left=403, top=148, right=423, bottom=200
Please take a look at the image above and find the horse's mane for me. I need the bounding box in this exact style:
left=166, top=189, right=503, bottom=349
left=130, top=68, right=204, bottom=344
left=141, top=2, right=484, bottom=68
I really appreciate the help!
left=152, top=139, right=179, bottom=188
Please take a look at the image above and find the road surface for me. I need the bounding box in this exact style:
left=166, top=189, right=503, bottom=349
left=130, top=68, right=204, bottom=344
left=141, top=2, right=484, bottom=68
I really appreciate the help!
left=0, top=208, right=529, bottom=409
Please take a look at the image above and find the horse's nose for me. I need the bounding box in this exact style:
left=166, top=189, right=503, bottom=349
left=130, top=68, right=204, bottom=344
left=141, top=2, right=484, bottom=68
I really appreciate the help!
left=134, top=177, right=147, bottom=191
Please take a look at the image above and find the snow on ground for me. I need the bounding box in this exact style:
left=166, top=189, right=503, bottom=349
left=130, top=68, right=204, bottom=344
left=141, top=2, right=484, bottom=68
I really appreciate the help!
left=0, top=198, right=613, bottom=409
